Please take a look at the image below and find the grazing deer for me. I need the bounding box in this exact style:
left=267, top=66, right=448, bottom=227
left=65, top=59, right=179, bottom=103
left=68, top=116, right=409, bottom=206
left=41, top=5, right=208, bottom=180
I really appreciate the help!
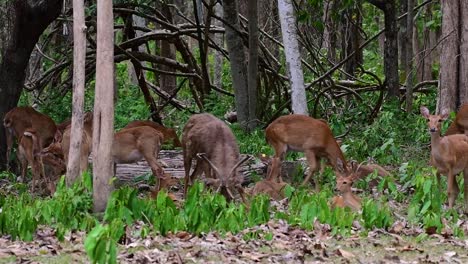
left=123, top=120, right=182, bottom=148
left=265, top=114, right=350, bottom=191
left=182, top=113, right=251, bottom=201
left=3, top=107, right=57, bottom=171
left=331, top=175, right=361, bottom=211
left=113, top=126, right=165, bottom=194
left=420, top=106, right=468, bottom=212
left=445, top=104, right=468, bottom=136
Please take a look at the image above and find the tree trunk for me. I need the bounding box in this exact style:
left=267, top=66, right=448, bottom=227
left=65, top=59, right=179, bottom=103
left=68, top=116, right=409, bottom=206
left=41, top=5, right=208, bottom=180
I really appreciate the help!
left=405, top=0, right=415, bottom=112
left=160, top=3, right=177, bottom=97
left=247, top=0, right=259, bottom=131
left=367, top=0, right=399, bottom=97
left=437, top=0, right=460, bottom=112
left=67, top=0, right=87, bottom=185
left=127, top=15, right=145, bottom=85
left=212, top=3, right=224, bottom=90
left=459, top=0, right=468, bottom=104
left=322, top=0, right=337, bottom=63
left=93, top=0, right=115, bottom=213
left=399, top=0, right=408, bottom=77
left=0, top=0, right=63, bottom=170
left=343, top=2, right=363, bottom=77
left=277, top=0, right=307, bottom=114
left=222, top=0, right=249, bottom=128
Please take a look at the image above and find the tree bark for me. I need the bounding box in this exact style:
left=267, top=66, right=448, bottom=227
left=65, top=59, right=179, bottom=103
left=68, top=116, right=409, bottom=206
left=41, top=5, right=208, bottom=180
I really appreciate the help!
left=277, top=0, right=307, bottom=114
left=399, top=0, right=408, bottom=76
left=405, top=0, right=415, bottom=112
left=212, top=3, right=224, bottom=90
left=160, top=3, right=177, bottom=96
left=67, top=0, right=87, bottom=185
left=459, top=0, right=468, bottom=104
left=93, top=0, right=115, bottom=212
left=367, top=0, right=399, bottom=97
left=0, top=0, right=63, bottom=170
left=222, top=0, right=249, bottom=128
left=437, top=0, right=460, bottom=112
left=247, top=0, right=259, bottom=131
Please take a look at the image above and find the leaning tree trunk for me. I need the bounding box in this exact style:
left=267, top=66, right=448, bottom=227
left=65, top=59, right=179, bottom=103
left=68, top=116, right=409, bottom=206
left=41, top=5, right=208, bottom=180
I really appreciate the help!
left=212, top=2, right=224, bottom=90
left=437, top=0, right=460, bottom=112
left=93, top=0, right=115, bottom=213
left=223, top=0, right=249, bottom=129
left=277, top=0, right=307, bottom=114
left=0, top=0, right=63, bottom=170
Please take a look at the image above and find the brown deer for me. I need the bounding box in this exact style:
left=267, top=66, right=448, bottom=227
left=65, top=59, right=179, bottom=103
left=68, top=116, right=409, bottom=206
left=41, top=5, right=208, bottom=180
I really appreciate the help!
left=123, top=120, right=182, bottom=148
left=41, top=112, right=94, bottom=176
left=112, top=126, right=165, bottom=195
left=182, top=113, right=251, bottom=201
left=251, top=179, right=287, bottom=200
left=265, top=114, right=350, bottom=191
left=420, top=106, right=468, bottom=212
left=445, top=104, right=468, bottom=136
left=3, top=107, right=57, bottom=170
left=331, top=175, right=361, bottom=211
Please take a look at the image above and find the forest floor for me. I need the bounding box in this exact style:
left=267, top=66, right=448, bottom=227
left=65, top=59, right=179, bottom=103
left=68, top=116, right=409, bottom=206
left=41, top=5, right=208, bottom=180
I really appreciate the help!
left=1, top=151, right=468, bottom=263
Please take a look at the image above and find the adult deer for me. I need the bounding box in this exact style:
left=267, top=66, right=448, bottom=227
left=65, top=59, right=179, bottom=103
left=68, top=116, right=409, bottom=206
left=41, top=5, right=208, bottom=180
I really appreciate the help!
left=123, top=120, right=182, bottom=148
left=182, top=113, right=251, bottom=201
left=420, top=106, right=468, bottom=212
left=265, top=114, right=350, bottom=190
left=445, top=104, right=468, bottom=136
left=113, top=126, right=165, bottom=195
left=3, top=107, right=57, bottom=170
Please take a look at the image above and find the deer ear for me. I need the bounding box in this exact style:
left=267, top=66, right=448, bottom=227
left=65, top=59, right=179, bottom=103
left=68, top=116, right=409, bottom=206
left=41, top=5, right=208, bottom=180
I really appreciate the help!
left=420, top=106, right=430, bottom=118
left=440, top=109, right=449, bottom=120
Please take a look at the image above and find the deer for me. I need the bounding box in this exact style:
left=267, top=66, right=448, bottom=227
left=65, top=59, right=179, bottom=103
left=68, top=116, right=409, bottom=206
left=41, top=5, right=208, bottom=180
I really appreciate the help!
left=123, top=120, right=182, bottom=148
left=3, top=107, right=57, bottom=172
left=112, top=126, right=165, bottom=195
left=41, top=112, right=94, bottom=176
left=445, top=104, right=468, bottom=136
left=420, top=106, right=468, bottom=212
left=182, top=113, right=251, bottom=201
left=331, top=175, right=361, bottom=211
left=265, top=114, right=350, bottom=191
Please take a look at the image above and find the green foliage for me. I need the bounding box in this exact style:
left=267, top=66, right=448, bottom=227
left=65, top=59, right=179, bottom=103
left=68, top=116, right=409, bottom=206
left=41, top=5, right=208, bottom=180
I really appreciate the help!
left=85, top=220, right=122, bottom=264
left=361, top=198, right=393, bottom=229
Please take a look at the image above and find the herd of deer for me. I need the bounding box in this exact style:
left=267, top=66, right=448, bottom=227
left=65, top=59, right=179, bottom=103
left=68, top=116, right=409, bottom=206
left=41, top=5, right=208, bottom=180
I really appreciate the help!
left=3, top=104, right=468, bottom=212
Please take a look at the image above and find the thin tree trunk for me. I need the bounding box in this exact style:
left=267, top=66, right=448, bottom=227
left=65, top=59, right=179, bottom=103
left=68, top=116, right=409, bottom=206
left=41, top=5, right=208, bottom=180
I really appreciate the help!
left=277, top=0, right=307, bottom=114
left=93, top=0, right=115, bottom=213
left=223, top=0, right=249, bottom=129
left=213, top=3, right=224, bottom=90
left=405, top=0, right=415, bottom=112
left=247, top=0, right=258, bottom=131
left=399, top=0, right=408, bottom=76
left=437, top=0, right=460, bottom=112
left=127, top=15, right=145, bottom=85
left=459, top=0, right=468, bottom=104
left=383, top=0, right=399, bottom=97
left=160, top=3, right=177, bottom=97
left=67, top=0, right=87, bottom=185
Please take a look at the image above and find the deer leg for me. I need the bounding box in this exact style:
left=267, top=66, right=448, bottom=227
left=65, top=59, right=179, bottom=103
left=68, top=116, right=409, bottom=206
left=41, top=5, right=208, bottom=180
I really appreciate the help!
left=447, top=169, right=459, bottom=209
left=436, top=171, right=442, bottom=194
left=272, top=143, right=287, bottom=182
left=266, top=157, right=282, bottom=182
left=183, top=154, right=192, bottom=197
left=302, top=151, right=318, bottom=191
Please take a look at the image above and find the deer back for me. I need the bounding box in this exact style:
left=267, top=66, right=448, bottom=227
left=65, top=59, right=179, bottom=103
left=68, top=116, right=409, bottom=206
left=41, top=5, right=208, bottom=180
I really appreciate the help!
left=266, top=114, right=348, bottom=173
left=182, top=113, right=241, bottom=179
left=124, top=120, right=181, bottom=147
left=4, top=107, right=57, bottom=148
left=445, top=104, right=468, bottom=136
